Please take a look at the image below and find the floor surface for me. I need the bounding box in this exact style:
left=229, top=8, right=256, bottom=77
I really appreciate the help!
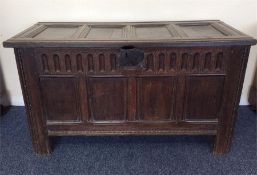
left=0, top=106, right=256, bottom=175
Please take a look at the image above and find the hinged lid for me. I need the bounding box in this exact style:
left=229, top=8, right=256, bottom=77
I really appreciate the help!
left=3, top=20, right=257, bottom=48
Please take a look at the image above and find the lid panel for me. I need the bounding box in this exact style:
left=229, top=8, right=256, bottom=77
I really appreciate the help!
left=3, top=20, right=257, bottom=47
left=86, top=26, right=124, bottom=39
left=34, top=25, right=81, bottom=39
left=134, top=25, right=172, bottom=39
left=177, top=23, right=226, bottom=38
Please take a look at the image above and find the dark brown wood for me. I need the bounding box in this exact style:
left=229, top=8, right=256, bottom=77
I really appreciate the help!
left=212, top=46, right=251, bottom=154
left=184, top=75, right=225, bottom=121
left=3, top=21, right=257, bottom=155
left=137, top=76, right=176, bottom=121
left=88, top=77, right=127, bottom=122
left=249, top=65, right=257, bottom=110
left=14, top=48, right=52, bottom=154
left=40, top=76, right=82, bottom=123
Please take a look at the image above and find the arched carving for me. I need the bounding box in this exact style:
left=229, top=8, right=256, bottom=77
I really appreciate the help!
left=41, top=54, right=49, bottom=72
left=204, top=52, right=212, bottom=70
left=76, top=54, right=83, bottom=72
left=192, top=53, right=200, bottom=70
left=181, top=53, right=188, bottom=70
left=110, top=54, right=117, bottom=71
left=170, top=53, right=177, bottom=70
left=215, top=52, right=223, bottom=70
left=87, top=54, right=94, bottom=72
left=158, top=53, right=165, bottom=71
left=99, top=54, right=105, bottom=71
left=65, top=54, right=71, bottom=72
left=53, top=54, right=60, bottom=72
left=146, top=54, right=154, bottom=71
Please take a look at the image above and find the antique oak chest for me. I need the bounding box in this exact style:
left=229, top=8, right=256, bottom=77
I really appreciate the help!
left=3, top=20, right=256, bottom=155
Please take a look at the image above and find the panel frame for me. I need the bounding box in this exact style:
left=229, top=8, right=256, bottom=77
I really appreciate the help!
left=136, top=76, right=177, bottom=122
left=39, top=74, right=83, bottom=125
left=87, top=76, right=128, bottom=123
left=183, top=74, right=226, bottom=123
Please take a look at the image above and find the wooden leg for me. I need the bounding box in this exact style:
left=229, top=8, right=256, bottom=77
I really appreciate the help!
left=15, top=49, right=52, bottom=155
left=32, top=135, right=52, bottom=155
left=27, top=121, right=52, bottom=155
left=213, top=137, right=227, bottom=155
left=25, top=113, right=52, bottom=155
left=212, top=128, right=233, bottom=155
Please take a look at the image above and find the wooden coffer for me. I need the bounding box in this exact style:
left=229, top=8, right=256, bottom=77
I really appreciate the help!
left=3, top=20, right=256, bottom=155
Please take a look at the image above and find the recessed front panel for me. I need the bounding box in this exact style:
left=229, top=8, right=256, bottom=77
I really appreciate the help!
left=184, top=75, right=225, bottom=121
left=137, top=77, right=176, bottom=121
left=40, top=76, right=81, bottom=123
left=88, top=77, right=127, bottom=122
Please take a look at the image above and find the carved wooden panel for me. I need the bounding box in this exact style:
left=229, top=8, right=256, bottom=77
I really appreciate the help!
left=137, top=77, right=176, bottom=121
left=36, top=48, right=120, bottom=74
left=36, top=48, right=228, bottom=75
left=143, top=48, right=228, bottom=74
left=184, top=75, right=225, bottom=121
left=248, top=65, right=257, bottom=110
left=88, top=77, right=127, bottom=122
left=40, top=76, right=81, bottom=123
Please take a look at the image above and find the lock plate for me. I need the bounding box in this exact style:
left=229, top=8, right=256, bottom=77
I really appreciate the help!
left=120, top=46, right=144, bottom=68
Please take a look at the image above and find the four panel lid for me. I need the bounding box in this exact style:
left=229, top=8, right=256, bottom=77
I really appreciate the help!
left=3, top=20, right=257, bottom=48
